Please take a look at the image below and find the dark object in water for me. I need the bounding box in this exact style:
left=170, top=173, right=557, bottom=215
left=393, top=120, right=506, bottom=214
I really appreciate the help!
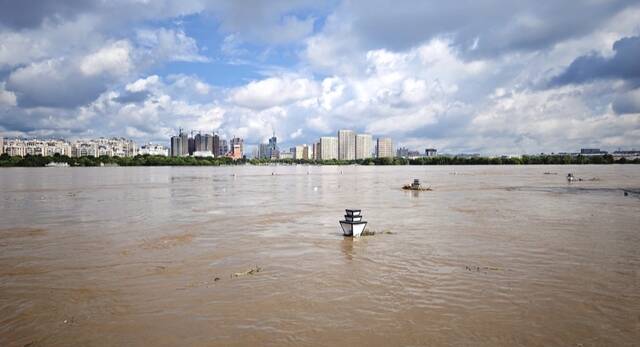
left=402, top=178, right=432, bottom=191
left=624, top=191, right=629, bottom=196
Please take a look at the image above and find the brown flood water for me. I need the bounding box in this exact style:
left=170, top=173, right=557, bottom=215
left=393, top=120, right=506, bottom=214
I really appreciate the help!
left=1, top=165, right=639, bottom=346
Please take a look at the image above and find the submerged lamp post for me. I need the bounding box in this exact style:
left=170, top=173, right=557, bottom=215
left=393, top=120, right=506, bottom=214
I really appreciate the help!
left=340, top=209, right=368, bottom=237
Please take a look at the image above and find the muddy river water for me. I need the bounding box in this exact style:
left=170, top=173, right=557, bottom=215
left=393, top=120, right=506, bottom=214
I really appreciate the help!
left=1, top=165, right=639, bottom=346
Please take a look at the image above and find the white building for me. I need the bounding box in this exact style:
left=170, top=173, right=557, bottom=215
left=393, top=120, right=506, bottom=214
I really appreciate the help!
left=71, top=138, right=137, bottom=157
left=355, top=134, right=373, bottom=159
left=1, top=138, right=72, bottom=157
left=139, top=143, right=169, bottom=156
left=320, top=136, right=338, bottom=160
left=338, top=129, right=356, bottom=160
left=376, top=137, right=394, bottom=158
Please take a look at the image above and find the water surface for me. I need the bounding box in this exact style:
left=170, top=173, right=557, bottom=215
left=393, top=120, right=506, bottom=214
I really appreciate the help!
left=1, top=165, right=639, bottom=346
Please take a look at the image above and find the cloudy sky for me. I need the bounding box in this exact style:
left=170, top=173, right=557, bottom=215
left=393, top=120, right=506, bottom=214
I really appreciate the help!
left=1, top=0, right=639, bottom=154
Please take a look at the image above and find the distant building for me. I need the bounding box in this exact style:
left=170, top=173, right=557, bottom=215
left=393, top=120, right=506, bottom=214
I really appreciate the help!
left=220, top=139, right=228, bottom=156
left=338, top=129, right=356, bottom=160
left=192, top=151, right=214, bottom=158
left=259, top=143, right=270, bottom=159
left=279, top=151, right=293, bottom=159
left=613, top=150, right=640, bottom=160
left=355, top=134, right=372, bottom=159
left=212, top=134, right=221, bottom=157
left=312, top=142, right=320, bottom=160
left=320, top=136, right=338, bottom=160
left=139, top=143, right=169, bottom=156
left=229, top=137, right=243, bottom=159
left=580, top=148, right=608, bottom=156
left=292, top=145, right=304, bottom=159
left=179, top=131, right=189, bottom=156
left=302, top=144, right=313, bottom=160
left=396, top=147, right=409, bottom=158
left=376, top=137, right=394, bottom=158
left=194, top=133, right=204, bottom=152
left=425, top=148, right=437, bottom=157
left=71, top=138, right=136, bottom=157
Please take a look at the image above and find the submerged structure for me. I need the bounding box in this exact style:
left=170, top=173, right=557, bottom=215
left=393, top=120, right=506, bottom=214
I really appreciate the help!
left=402, top=178, right=432, bottom=191
left=340, top=209, right=368, bottom=237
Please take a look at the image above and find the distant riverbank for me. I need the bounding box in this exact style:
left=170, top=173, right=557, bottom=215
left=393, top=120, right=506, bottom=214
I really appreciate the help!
left=1, top=153, right=638, bottom=167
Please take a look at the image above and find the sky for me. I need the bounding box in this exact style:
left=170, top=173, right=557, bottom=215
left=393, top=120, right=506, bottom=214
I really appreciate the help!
left=0, top=0, right=639, bottom=155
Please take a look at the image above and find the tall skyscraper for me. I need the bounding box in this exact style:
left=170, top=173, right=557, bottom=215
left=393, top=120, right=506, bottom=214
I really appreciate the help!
left=179, top=131, right=189, bottom=156
left=338, top=129, right=356, bottom=160
left=376, top=137, right=394, bottom=158
left=213, top=134, right=220, bottom=156
left=170, top=135, right=181, bottom=157
left=268, top=135, right=279, bottom=159
left=313, top=142, right=320, bottom=160
left=355, top=134, right=373, bottom=159
left=204, top=133, right=214, bottom=153
left=194, top=133, right=204, bottom=152
left=320, top=136, right=338, bottom=160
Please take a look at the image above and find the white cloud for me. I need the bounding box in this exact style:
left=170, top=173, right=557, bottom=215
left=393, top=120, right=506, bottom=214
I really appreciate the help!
left=0, top=82, right=17, bottom=107
left=136, top=28, right=209, bottom=63
left=80, top=40, right=133, bottom=76
left=229, top=75, right=320, bottom=109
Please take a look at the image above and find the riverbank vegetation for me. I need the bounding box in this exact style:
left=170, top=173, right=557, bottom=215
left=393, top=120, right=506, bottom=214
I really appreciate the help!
left=1, top=153, right=637, bottom=167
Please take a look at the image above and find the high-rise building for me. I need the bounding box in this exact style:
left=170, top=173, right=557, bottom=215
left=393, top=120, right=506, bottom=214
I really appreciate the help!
left=0, top=137, right=4, bottom=155
left=170, top=135, right=181, bottom=157
left=292, top=145, right=304, bottom=159
left=180, top=131, right=189, bottom=156
left=269, top=135, right=279, bottom=159
left=313, top=142, right=320, bottom=160
left=355, top=134, right=372, bottom=159
left=213, top=134, right=220, bottom=156
left=338, top=129, right=356, bottom=160
left=220, top=139, right=228, bottom=156
left=320, top=136, right=338, bottom=160
left=376, top=137, right=394, bottom=158
left=193, top=133, right=203, bottom=152
left=302, top=144, right=313, bottom=160
left=229, top=137, right=243, bottom=159
left=259, top=143, right=271, bottom=159
left=203, top=134, right=214, bottom=153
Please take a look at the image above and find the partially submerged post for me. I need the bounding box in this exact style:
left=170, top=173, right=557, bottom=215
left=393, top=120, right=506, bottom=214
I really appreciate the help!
left=340, top=209, right=368, bottom=237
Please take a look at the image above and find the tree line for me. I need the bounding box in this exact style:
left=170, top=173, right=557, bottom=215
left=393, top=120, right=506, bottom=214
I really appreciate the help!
left=0, top=153, right=637, bottom=167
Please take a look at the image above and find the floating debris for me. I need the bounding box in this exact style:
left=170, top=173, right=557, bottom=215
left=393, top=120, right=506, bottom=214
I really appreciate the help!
left=361, top=228, right=394, bottom=236
left=232, top=266, right=262, bottom=277
left=567, top=173, right=575, bottom=182
left=465, top=265, right=502, bottom=272
left=543, top=172, right=558, bottom=175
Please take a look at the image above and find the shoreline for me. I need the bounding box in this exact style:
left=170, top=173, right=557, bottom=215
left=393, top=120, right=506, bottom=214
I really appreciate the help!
left=1, top=153, right=639, bottom=168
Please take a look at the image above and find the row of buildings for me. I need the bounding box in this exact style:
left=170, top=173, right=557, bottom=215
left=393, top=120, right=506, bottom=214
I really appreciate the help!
left=169, top=130, right=244, bottom=159
left=0, top=137, right=141, bottom=157
left=254, top=130, right=395, bottom=161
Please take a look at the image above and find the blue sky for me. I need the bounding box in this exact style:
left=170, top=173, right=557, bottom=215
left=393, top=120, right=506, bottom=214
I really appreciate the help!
left=0, top=0, right=639, bottom=154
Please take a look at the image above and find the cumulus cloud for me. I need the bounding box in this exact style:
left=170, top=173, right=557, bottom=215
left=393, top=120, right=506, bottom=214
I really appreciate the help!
left=550, top=35, right=640, bottom=86
left=229, top=76, right=319, bottom=109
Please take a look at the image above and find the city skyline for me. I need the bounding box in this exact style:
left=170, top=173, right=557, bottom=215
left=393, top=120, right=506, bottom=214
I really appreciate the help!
left=0, top=1, right=638, bottom=155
